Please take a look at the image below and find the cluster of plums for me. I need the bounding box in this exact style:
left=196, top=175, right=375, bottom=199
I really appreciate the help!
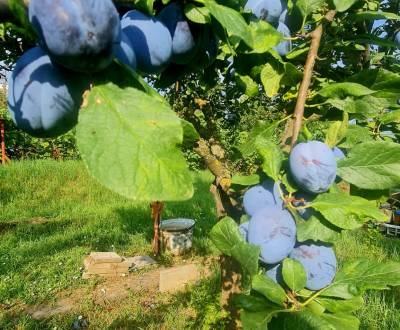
left=7, top=0, right=218, bottom=138
left=239, top=141, right=345, bottom=291
left=245, top=0, right=292, bottom=55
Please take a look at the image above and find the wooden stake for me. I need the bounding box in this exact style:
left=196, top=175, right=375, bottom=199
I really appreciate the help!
left=150, top=201, right=164, bottom=256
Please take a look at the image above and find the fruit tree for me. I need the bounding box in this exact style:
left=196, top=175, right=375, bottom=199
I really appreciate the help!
left=2, top=0, right=400, bottom=328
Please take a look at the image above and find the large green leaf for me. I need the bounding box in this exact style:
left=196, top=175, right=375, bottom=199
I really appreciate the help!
left=337, top=141, right=400, bottom=190
left=322, top=259, right=400, bottom=297
left=238, top=119, right=285, bottom=156
left=204, top=0, right=251, bottom=46
left=282, top=258, right=307, bottom=292
left=241, top=308, right=281, bottom=330
left=280, top=310, right=359, bottom=330
left=296, top=214, right=341, bottom=243
left=339, top=125, right=373, bottom=148
left=332, top=0, right=357, bottom=12
left=352, top=11, right=400, bottom=21
left=311, top=193, right=387, bottom=229
left=296, top=0, right=324, bottom=18
left=252, top=274, right=287, bottom=306
left=231, top=242, right=260, bottom=276
left=235, top=73, right=259, bottom=97
left=76, top=83, right=193, bottom=201
left=210, top=217, right=244, bottom=256
left=318, top=83, right=375, bottom=99
left=325, top=120, right=347, bottom=148
left=234, top=293, right=277, bottom=312
left=248, top=20, right=282, bottom=54
left=184, top=4, right=211, bottom=24
left=327, top=95, right=389, bottom=115
left=319, top=313, right=360, bottom=330
left=260, top=63, right=283, bottom=98
left=316, top=296, right=364, bottom=313
left=255, top=137, right=284, bottom=181
left=380, top=110, right=400, bottom=124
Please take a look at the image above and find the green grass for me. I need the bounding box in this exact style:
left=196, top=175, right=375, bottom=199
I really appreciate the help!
left=1, top=160, right=400, bottom=329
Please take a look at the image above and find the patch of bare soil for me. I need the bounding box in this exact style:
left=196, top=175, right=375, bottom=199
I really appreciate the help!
left=25, top=268, right=161, bottom=320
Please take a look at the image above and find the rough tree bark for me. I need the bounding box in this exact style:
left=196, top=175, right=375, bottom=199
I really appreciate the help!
left=194, top=138, right=242, bottom=329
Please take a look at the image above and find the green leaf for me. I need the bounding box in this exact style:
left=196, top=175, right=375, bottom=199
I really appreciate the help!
left=255, top=137, right=284, bottom=181
left=311, top=192, right=387, bottom=229
left=248, top=20, right=282, bottom=54
left=210, top=217, right=244, bottom=256
left=134, top=0, right=154, bottom=15
left=319, top=313, right=360, bottom=330
left=204, top=0, right=251, bottom=46
left=332, top=0, right=357, bottom=12
left=352, top=11, right=400, bottom=21
left=231, top=242, right=260, bottom=276
left=339, top=125, right=373, bottom=149
left=241, top=308, right=280, bottom=330
left=260, top=63, right=283, bottom=98
left=76, top=83, right=193, bottom=202
left=252, top=274, right=287, bottom=306
left=235, top=73, right=259, bottom=97
left=231, top=174, right=262, bottom=186
left=380, top=110, right=400, bottom=125
left=181, top=119, right=200, bottom=148
left=238, top=119, right=284, bottom=156
left=337, top=141, right=400, bottom=190
left=296, top=214, right=340, bottom=243
left=280, top=310, right=359, bottom=330
left=327, top=96, right=387, bottom=116
left=325, top=121, right=347, bottom=148
left=234, top=293, right=276, bottom=312
left=282, top=258, right=307, bottom=292
left=318, top=83, right=375, bottom=99
left=316, top=296, right=364, bottom=313
left=296, top=0, right=324, bottom=18
left=322, top=259, right=400, bottom=297
left=281, top=63, right=303, bottom=86
left=184, top=4, right=211, bottom=24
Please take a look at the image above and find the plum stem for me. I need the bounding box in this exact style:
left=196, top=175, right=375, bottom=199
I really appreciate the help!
left=290, top=10, right=336, bottom=149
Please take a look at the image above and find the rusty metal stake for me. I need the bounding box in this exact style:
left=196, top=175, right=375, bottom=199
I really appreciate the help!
left=150, top=201, right=164, bottom=256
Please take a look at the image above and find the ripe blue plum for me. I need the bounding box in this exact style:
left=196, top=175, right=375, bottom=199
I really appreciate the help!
left=29, top=0, right=121, bottom=72
left=121, top=10, right=172, bottom=73
left=243, top=179, right=283, bottom=216
left=245, top=0, right=285, bottom=25
left=274, top=22, right=292, bottom=56
left=8, top=47, right=89, bottom=138
left=247, top=206, right=296, bottom=264
left=239, top=221, right=249, bottom=241
left=395, top=31, right=400, bottom=47
left=332, top=146, right=345, bottom=160
left=289, top=141, right=337, bottom=194
left=115, top=32, right=137, bottom=69
left=158, top=3, right=196, bottom=65
left=289, top=243, right=337, bottom=291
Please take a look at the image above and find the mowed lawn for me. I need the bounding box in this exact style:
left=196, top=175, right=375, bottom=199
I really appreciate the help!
left=1, top=160, right=400, bottom=329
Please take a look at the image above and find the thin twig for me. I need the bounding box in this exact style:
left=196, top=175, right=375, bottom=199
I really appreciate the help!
left=290, top=10, right=336, bottom=149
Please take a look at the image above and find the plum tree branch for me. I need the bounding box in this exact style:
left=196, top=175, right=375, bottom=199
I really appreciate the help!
left=194, top=138, right=231, bottom=193
left=290, top=10, right=336, bottom=148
